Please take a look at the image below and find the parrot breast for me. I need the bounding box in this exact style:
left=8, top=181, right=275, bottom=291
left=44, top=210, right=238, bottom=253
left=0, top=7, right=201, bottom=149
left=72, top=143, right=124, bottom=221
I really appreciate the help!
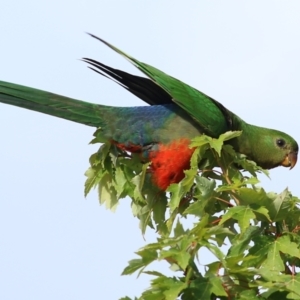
left=114, top=138, right=195, bottom=190
left=149, top=139, right=195, bottom=190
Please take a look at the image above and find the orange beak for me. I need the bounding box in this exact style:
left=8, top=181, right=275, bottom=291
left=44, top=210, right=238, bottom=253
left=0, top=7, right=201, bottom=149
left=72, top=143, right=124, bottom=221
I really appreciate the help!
left=289, top=151, right=298, bottom=169
left=282, top=151, right=298, bottom=169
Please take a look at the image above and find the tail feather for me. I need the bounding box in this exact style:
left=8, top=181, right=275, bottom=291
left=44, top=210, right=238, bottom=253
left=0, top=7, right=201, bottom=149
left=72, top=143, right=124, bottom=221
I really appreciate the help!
left=0, top=81, right=103, bottom=127
left=0, top=80, right=190, bottom=146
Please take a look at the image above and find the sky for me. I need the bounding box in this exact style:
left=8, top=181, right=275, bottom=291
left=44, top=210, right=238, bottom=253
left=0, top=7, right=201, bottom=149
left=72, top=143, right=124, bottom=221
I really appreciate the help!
left=1, top=1, right=300, bottom=299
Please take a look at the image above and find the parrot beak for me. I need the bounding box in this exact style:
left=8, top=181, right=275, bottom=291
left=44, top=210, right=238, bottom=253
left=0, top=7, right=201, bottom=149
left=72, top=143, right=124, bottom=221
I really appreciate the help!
left=289, top=151, right=298, bottom=169
left=282, top=151, right=298, bottom=169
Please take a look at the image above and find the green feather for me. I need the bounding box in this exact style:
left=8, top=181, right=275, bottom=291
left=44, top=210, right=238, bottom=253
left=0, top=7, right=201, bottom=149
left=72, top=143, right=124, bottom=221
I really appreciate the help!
left=0, top=81, right=103, bottom=127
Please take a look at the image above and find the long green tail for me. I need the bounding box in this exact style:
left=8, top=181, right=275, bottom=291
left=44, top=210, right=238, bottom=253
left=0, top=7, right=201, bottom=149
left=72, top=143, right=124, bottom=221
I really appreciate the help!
left=0, top=81, right=103, bottom=127
left=0, top=80, right=197, bottom=146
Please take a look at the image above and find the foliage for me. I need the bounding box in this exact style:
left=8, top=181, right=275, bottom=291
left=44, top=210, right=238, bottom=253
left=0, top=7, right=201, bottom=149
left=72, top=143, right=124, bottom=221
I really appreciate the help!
left=85, top=130, right=300, bottom=300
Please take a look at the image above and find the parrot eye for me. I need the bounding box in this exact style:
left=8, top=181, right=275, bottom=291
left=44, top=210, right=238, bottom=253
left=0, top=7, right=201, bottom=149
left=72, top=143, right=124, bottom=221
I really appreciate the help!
left=276, top=139, right=286, bottom=148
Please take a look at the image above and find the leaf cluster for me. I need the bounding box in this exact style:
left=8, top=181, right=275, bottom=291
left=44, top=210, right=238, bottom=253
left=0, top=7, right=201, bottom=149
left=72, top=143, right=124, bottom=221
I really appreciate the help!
left=85, top=130, right=300, bottom=299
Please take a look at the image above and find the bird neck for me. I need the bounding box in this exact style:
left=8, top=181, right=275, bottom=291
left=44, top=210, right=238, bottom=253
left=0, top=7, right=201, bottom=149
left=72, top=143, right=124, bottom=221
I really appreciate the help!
left=229, top=114, right=277, bottom=168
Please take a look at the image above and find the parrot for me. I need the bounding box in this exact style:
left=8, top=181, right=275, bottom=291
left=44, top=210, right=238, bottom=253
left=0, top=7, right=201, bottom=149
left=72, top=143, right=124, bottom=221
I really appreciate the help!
left=0, top=34, right=298, bottom=190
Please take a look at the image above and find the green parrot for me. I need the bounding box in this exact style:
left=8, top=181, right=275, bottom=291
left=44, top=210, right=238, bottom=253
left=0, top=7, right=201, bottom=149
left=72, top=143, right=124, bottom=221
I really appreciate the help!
left=0, top=34, right=298, bottom=190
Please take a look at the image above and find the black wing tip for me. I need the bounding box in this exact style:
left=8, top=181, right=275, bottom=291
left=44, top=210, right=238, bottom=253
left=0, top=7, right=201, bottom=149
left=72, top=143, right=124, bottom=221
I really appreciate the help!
left=83, top=34, right=172, bottom=106
left=85, top=32, right=96, bottom=39
left=86, top=32, right=111, bottom=48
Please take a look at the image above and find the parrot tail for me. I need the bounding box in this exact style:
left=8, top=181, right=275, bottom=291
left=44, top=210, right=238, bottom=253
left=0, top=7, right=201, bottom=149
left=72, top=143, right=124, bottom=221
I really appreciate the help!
left=0, top=81, right=104, bottom=127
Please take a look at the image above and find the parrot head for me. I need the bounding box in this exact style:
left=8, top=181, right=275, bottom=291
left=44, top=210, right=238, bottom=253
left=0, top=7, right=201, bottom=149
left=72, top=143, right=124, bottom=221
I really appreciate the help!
left=257, top=130, right=298, bottom=170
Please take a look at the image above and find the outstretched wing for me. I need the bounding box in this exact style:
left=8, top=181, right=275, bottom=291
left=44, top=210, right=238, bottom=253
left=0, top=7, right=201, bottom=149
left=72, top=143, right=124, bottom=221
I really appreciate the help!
left=89, top=33, right=233, bottom=137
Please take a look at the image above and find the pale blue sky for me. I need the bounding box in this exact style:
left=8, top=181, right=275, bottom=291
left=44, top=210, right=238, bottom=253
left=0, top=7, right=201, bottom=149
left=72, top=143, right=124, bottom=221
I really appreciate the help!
left=1, top=1, right=300, bottom=299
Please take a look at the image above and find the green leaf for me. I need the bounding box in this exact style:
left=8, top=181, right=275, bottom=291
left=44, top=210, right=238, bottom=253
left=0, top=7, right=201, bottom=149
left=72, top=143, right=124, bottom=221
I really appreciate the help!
left=252, top=206, right=271, bottom=222
left=151, top=195, right=168, bottom=235
left=84, top=167, right=102, bottom=196
left=267, top=188, right=292, bottom=221
left=220, top=206, right=255, bottom=233
left=131, top=163, right=149, bottom=203
left=168, top=169, right=195, bottom=212
left=163, top=281, right=187, bottom=300
left=277, top=235, right=300, bottom=258
left=286, top=273, right=300, bottom=298
left=184, top=177, right=216, bottom=217
left=121, top=258, right=146, bottom=276
left=228, top=226, right=262, bottom=258
left=244, top=235, right=274, bottom=268
left=160, top=240, right=191, bottom=270
left=261, top=242, right=285, bottom=272
left=210, top=131, right=242, bottom=156
left=238, top=289, right=260, bottom=299
left=98, top=173, right=119, bottom=210
left=121, top=249, right=157, bottom=276
left=181, top=278, right=211, bottom=300
left=174, top=219, right=185, bottom=237
left=203, top=242, right=226, bottom=264
left=209, top=276, right=228, bottom=297
left=114, top=167, right=127, bottom=198
left=190, top=135, right=212, bottom=148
